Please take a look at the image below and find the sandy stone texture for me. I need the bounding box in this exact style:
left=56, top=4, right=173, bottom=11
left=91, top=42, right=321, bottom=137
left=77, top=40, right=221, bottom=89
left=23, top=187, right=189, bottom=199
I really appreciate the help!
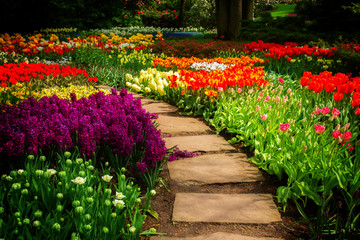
left=168, top=152, right=265, bottom=185
left=172, top=193, right=282, bottom=224
left=164, top=135, right=236, bottom=152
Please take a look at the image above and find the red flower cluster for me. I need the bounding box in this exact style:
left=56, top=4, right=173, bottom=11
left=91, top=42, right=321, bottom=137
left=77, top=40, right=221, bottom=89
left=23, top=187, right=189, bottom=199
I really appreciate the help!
left=0, top=62, right=96, bottom=87
left=300, top=71, right=360, bottom=107
left=175, top=64, right=266, bottom=90
left=243, top=40, right=360, bottom=61
left=243, top=41, right=335, bottom=60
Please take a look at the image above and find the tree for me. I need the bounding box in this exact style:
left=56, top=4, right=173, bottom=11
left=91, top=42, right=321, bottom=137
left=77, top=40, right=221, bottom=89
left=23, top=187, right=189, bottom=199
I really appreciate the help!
left=215, top=0, right=254, bottom=41
left=179, top=0, right=187, bottom=27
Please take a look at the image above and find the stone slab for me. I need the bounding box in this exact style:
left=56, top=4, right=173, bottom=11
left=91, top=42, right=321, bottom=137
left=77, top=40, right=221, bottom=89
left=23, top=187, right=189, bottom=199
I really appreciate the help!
left=140, top=98, right=157, bottom=105
left=130, top=92, right=145, bottom=99
left=142, top=102, right=178, bottom=114
left=173, top=193, right=282, bottom=224
left=96, top=84, right=113, bottom=91
left=151, top=232, right=282, bottom=240
left=164, top=135, right=236, bottom=152
left=156, top=116, right=212, bottom=137
left=168, top=153, right=265, bottom=185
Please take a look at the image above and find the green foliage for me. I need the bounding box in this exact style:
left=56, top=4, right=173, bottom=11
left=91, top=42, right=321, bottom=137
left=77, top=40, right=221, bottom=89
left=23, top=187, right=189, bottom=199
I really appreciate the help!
left=208, top=71, right=360, bottom=237
left=295, top=0, right=360, bottom=39
left=254, top=0, right=277, bottom=18
left=182, top=0, right=216, bottom=30
left=0, top=151, right=149, bottom=239
left=0, top=0, right=144, bottom=33
left=240, top=17, right=317, bottom=44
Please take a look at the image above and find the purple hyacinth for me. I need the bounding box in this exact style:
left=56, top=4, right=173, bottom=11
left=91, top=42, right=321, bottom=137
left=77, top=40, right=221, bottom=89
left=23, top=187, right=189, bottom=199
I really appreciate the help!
left=0, top=88, right=166, bottom=171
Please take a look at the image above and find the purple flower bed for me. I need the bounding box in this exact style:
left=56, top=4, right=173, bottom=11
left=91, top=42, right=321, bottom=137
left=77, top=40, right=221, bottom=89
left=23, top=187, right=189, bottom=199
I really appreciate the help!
left=0, top=88, right=166, bottom=171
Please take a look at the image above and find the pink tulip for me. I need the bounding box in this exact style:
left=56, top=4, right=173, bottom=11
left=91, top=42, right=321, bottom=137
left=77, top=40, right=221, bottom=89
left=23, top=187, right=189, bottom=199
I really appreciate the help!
left=332, top=130, right=341, bottom=139
left=264, top=96, right=270, bottom=102
left=278, top=78, right=284, bottom=84
left=256, top=105, right=260, bottom=112
left=313, top=106, right=321, bottom=114
left=237, top=87, right=242, bottom=93
left=332, top=107, right=340, bottom=118
left=279, top=123, right=290, bottom=132
left=314, top=124, right=325, bottom=134
left=261, top=114, right=267, bottom=121
left=321, top=107, right=330, bottom=115
left=355, top=108, right=360, bottom=115
left=218, top=87, right=223, bottom=92
left=342, top=132, right=352, bottom=143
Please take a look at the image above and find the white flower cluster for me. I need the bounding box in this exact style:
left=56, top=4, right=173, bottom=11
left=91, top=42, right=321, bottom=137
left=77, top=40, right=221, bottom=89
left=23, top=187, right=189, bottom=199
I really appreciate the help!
left=40, top=56, right=72, bottom=66
left=113, top=191, right=126, bottom=209
left=189, top=62, right=234, bottom=72
left=125, top=68, right=182, bottom=95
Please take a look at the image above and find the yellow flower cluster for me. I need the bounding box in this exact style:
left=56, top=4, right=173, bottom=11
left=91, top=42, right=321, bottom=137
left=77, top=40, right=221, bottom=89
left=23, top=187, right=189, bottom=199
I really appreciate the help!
left=1, top=83, right=110, bottom=105
left=116, top=50, right=155, bottom=66
left=95, top=32, right=161, bottom=46
left=125, top=68, right=180, bottom=96
left=0, top=82, right=32, bottom=105
left=36, top=84, right=110, bottom=100
left=126, top=33, right=156, bottom=46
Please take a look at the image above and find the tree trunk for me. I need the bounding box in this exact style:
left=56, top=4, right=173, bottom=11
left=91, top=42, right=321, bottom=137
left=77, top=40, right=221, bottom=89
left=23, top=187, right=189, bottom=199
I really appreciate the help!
left=228, top=0, right=242, bottom=40
left=215, top=0, right=229, bottom=38
left=179, top=0, right=186, bottom=28
left=216, top=0, right=242, bottom=41
left=242, top=0, right=254, bottom=20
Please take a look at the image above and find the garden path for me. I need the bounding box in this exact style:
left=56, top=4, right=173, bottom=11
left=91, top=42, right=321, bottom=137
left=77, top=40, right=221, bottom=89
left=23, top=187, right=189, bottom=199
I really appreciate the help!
left=137, top=95, right=283, bottom=240
left=98, top=86, right=285, bottom=239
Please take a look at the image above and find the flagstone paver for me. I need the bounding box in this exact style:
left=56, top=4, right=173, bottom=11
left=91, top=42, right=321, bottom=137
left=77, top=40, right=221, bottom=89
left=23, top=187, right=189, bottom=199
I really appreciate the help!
left=152, top=232, right=282, bottom=240
left=155, top=115, right=213, bottom=136
left=142, top=102, right=178, bottom=114
left=164, top=135, right=236, bottom=152
left=173, top=193, right=282, bottom=224
left=97, top=84, right=113, bottom=91
left=131, top=92, right=145, bottom=99
left=140, top=98, right=157, bottom=105
left=103, top=91, right=285, bottom=238
left=168, top=152, right=265, bottom=185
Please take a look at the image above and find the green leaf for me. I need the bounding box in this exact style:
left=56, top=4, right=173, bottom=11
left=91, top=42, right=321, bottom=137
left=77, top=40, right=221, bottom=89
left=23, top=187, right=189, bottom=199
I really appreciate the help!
left=269, top=163, right=283, bottom=180
left=146, top=208, right=159, bottom=219
left=228, top=137, right=239, bottom=145
left=254, top=139, right=261, bottom=148
left=184, top=104, right=192, bottom=111
left=296, top=181, right=321, bottom=206
left=276, top=186, right=292, bottom=207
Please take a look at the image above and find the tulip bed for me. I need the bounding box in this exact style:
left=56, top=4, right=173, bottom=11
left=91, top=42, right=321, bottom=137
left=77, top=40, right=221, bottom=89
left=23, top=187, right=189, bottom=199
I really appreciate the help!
left=1, top=28, right=360, bottom=239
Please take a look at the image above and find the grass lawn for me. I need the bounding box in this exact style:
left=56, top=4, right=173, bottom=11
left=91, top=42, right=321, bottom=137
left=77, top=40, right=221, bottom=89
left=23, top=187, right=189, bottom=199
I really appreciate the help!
left=270, top=4, right=296, bottom=17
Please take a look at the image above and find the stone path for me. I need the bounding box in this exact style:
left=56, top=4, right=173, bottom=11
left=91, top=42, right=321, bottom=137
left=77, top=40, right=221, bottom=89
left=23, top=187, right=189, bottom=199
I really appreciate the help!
left=138, top=97, right=283, bottom=240
left=98, top=87, right=284, bottom=239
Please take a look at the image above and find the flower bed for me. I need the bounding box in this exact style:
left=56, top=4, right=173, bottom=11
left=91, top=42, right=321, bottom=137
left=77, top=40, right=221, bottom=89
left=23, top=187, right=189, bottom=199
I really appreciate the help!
left=0, top=152, right=148, bottom=239
left=1, top=29, right=360, bottom=238
left=125, top=49, right=360, bottom=237
left=0, top=89, right=166, bottom=175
